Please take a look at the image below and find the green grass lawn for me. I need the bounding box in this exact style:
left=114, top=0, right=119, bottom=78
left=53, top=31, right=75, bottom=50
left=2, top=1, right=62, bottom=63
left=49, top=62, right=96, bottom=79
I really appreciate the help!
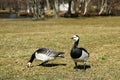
left=0, top=17, right=120, bottom=80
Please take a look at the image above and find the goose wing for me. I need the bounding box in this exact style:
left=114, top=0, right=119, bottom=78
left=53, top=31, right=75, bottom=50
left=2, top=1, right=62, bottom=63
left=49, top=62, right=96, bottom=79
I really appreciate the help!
left=79, top=48, right=90, bottom=57
left=48, top=51, right=64, bottom=57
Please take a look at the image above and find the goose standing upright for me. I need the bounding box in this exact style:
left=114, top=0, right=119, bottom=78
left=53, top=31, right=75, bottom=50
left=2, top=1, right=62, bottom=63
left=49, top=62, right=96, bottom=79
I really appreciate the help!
left=70, top=35, right=89, bottom=70
left=27, top=48, right=64, bottom=67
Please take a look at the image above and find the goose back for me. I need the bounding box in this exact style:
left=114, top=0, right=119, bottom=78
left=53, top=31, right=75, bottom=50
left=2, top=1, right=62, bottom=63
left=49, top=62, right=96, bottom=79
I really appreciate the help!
left=36, top=48, right=63, bottom=57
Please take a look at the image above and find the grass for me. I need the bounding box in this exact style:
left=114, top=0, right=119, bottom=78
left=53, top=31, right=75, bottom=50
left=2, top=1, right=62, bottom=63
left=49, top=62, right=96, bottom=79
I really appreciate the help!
left=0, top=17, right=120, bottom=80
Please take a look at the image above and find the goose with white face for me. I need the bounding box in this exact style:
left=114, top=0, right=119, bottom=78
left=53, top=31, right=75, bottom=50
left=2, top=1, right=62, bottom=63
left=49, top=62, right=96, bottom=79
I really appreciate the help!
left=71, top=35, right=79, bottom=42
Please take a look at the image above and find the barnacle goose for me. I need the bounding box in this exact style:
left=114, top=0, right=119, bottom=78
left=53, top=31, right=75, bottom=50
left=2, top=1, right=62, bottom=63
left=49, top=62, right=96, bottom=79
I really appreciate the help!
left=27, top=48, right=64, bottom=67
left=70, top=35, right=89, bottom=70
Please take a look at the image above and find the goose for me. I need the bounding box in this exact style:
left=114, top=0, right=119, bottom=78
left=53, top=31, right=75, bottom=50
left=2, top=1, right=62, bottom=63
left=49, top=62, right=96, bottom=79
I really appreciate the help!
left=70, top=35, right=89, bottom=70
left=27, top=48, right=64, bottom=67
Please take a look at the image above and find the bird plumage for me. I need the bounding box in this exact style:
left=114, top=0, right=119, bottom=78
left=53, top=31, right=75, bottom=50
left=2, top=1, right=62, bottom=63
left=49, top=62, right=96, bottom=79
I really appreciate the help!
left=70, top=35, right=89, bottom=70
left=71, top=48, right=89, bottom=59
left=27, top=48, right=64, bottom=67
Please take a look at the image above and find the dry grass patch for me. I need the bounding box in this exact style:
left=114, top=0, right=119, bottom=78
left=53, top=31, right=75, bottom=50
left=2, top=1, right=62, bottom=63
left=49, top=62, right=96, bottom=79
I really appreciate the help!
left=0, top=17, right=120, bottom=80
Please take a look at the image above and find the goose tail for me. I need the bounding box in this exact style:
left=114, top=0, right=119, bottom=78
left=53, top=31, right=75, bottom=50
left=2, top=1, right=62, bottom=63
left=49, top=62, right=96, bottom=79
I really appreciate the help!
left=57, top=52, right=65, bottom=58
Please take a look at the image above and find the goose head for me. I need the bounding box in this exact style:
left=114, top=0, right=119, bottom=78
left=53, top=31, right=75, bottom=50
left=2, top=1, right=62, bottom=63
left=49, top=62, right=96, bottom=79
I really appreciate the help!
left=71, top=35, right=79, bottom=42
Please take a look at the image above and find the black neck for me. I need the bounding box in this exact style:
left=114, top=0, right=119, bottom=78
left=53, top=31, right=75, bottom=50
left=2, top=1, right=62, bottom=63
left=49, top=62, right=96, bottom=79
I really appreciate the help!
left=73, top=39, right=79, bottom=48
left=28, top=53, right=35, bottom=63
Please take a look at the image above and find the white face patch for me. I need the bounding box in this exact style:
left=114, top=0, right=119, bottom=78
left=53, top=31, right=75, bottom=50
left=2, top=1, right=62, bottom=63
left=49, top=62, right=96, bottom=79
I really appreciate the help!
left=72, top=35, right=79, bottom=41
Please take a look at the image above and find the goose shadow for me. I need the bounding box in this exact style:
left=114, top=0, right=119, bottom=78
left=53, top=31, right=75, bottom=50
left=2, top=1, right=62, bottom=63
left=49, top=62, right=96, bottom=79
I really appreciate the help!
left=74, top=65, right=91, bottom=70
left=37, top=63, right=67, bottom=67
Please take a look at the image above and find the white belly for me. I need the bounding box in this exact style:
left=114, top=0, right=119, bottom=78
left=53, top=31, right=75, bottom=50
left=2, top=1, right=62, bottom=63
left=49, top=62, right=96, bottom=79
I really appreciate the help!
left=35, top=52, right=54, bottom=61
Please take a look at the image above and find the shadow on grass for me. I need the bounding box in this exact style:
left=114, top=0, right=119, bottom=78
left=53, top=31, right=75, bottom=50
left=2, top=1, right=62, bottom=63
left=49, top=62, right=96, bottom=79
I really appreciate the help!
left=74, top=65, right=91, bottom=70
left=37, top=63, right=67, bottom=67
